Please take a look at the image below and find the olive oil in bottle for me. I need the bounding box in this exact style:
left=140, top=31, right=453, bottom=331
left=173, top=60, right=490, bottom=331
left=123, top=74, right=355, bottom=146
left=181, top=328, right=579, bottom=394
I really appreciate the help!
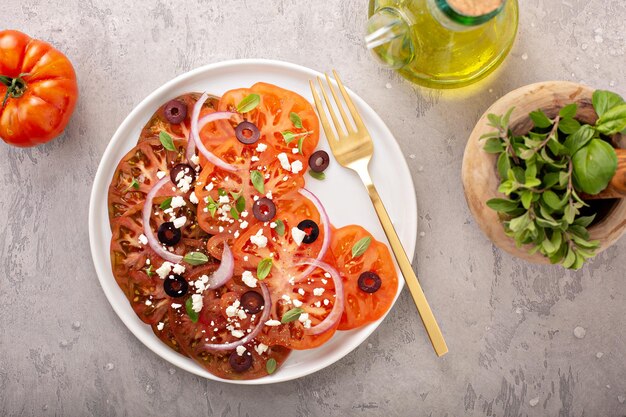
left=366, top=0, right=519, bottom=88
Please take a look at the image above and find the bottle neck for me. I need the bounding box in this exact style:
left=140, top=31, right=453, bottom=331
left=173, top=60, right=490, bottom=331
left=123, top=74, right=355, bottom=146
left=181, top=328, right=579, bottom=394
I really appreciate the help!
left=432, top=0, right=505, bottom=27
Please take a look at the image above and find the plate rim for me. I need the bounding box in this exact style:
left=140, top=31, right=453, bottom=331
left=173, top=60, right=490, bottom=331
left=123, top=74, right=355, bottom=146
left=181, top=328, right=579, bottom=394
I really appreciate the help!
left=88, top=58, right=417, bottom=385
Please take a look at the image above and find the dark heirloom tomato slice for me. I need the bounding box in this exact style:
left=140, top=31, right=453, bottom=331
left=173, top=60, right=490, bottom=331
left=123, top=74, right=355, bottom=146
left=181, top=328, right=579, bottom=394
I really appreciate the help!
left=217, top=83, right=319, bottom=168
left=151, top=315, right=187, bottom=356
left=138, top=93, right=221, bottom=144
left=110, top=197, right=210, bottom=324
left=329, top=225, right=398, bottom=330
left=169, top=273, right=291, bottom=380
left=257, top=266, right=339, bottom=350
left=107, top=138, right=189, bottom=221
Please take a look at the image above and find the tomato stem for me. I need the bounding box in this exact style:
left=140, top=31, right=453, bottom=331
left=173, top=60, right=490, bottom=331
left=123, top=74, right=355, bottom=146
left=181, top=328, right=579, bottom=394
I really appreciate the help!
left=1, top=73, right=29, bottom=108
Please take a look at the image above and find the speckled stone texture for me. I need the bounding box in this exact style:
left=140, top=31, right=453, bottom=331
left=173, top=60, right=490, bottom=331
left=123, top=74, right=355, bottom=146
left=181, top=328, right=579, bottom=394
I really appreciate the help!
left=1, top=1, right=625, bottom=416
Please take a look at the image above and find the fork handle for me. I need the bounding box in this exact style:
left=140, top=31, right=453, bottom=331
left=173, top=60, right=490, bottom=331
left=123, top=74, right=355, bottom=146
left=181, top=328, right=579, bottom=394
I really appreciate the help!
left=356, top=166, right=448, bottom=357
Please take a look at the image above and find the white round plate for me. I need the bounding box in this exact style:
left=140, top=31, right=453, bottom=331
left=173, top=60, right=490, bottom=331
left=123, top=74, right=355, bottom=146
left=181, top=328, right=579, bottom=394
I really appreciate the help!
left=89, top=59, right=417, bottom=384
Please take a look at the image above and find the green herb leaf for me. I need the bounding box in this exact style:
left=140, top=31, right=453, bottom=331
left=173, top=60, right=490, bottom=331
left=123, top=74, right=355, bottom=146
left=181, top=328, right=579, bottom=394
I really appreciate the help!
left=483, top=138, right=505, bottom=153
left=497, top=153, right=510, bottom=179
left=251, top=170, right=265, bottom=194
left=159, top=131, right=177, bottom=151
left=236, top=195, right=246, bottom=213
left=129, top=178, right=140, bottom=190
left=257, top=258, right=273, bottom=280
left=237, top=93, right=260, bottom=113
left=520, top=190, right=533, bottom=209
left=351, top=236, right=372, bottom=258
left=573, top=215, right=595, bottom=228
left=559, top=103, right=578, bottom=119
left=541, top=190, right=564, bottom=210
left=145, top=265, right=154, bottom=277
left=281, top=130, right=296, bottom=143
left=486, top=198, right=520, bottom=213
left=289, top=112, right=303, bottom=129
left=274, top=219, right=285, bottom=236
left=308, top=170, right=326, bottom=181
left=529, top=110, right=552, bottom=128
left=206, top=195, right=217, bottom=217
left=266, top=358, right=277, bottom=374
left=230, top=207, right=240, bottom=220
left=281, top=307, right=305, bottom=324
left=217, top=188, right=227, bottom=197
left=596, top=103, right=626, bottom=135
left=297, top=136, right=305, bottom=155
left=563, top=124, right=595, bottom=155
left=558, top=118, right=581, bottom=135
left=572, top=139, right=618, bottom=194
left=160, top=197, right=173, bottom=210
left=592, top=90, right=625, bottom=117
left=564, top=204, right=577, bottom=224
left=184, top=252, right=209, bottom=266
left=185, top=297, right=199, bottom=323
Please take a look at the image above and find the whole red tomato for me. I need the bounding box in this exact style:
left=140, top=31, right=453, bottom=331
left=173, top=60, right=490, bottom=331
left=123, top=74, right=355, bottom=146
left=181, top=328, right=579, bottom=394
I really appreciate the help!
left=0, top=30, right=78, bottom=147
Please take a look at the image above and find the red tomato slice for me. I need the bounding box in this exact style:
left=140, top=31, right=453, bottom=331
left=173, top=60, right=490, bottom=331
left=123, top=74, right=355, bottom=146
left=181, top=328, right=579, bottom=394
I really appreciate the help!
left=329, top=225, right=399, bottom=330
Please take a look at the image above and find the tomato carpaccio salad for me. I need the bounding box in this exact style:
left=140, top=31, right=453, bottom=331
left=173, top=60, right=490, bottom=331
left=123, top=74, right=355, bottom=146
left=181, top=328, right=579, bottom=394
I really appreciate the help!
left=107, top=83, right=398, bottom=380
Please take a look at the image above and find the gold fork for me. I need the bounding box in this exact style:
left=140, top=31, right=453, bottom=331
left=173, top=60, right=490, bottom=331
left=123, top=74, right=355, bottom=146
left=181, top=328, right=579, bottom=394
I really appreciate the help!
left=310, top=70, right=448, bottom=357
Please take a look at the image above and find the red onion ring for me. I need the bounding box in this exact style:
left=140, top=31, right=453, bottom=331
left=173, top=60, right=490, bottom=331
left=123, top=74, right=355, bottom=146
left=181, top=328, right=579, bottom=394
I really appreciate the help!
left=295, top=258, right=344, bottom=335
left=296, top=188, right=331, bottom=280
left=207, top=243, right=234, bottom=289
left=142, top=177, right=183, bottom=264
left=200, top=283, right=272, bottom=352
left=185, top=113, right=220, bottom=165
left=190, top=93, right=238, bottom=172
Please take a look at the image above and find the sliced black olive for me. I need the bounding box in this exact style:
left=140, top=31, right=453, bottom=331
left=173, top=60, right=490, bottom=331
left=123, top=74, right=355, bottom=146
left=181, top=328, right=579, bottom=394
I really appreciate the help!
left=163, top=100, right=188, bottom=124
left=252, top=197, right=276, bottom=222
left=170, top=163, right=196, bottom=185
left=229, top=350, right=253, bottom=372
left=297, top=219, right=319, bottom=244
left=164, top=274, right=188, bottom=298
left=158, top=222, right=182, bottom=246
left=241, top=291, right=264, bottom=314
left=358, top=271, right=382, bottom=293
left=235, top=121, right=260, bottom=145
left=308, top=150, right=330, bottom=172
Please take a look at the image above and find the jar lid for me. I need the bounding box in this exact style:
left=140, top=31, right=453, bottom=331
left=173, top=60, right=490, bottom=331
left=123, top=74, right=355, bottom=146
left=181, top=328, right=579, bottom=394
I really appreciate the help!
left=446, top=0, right=503, bottom=17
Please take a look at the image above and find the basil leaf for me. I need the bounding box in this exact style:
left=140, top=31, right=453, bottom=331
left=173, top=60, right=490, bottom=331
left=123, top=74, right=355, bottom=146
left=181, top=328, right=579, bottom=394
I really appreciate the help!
left=592, top=90, right=624, bottom=117
left=266, top=358, right=277, bottom=374
left=563, top=125, right=595, bottom=155
left=281, top=130, right=296, bottom=143
left=486, top=198, right=519, bottom=213
left=145, top=265, right=154, bottom=277
left=237, top=93, right=260, bottom=113
left=160, top=197, right=173, bottom=210
left=559, top=103, right=578, bottom=119
left=351, top=236, right=372, bottom=258
left=185, top=297, right=199, bottom=323
left=159, top=131, right=177, bottom=151
left=130, top=178, right=140, bottom=189
left=274, top=219, right=285, bottom=236
left=297, top=136, right=305, bottom=155
left=529, top=110, right=552, bottom=128
left=257, top=258, right=273, bottom=280
left=572, top=139, right=618, bottom=194
left=217, top=188, right=227, bottom=197
left=308, top=170, right=326, bottom=181
left=289, top=112, right=303, bottom=129
left=281, top=307, right=304, bottom=324
left=184, top=252, right=209, bottom=266
left=596, top=103, right=626, bottom=135
left=230, top=207, right=240, bottom=220
left=206, top=195, right=217, bottom=217
left=236, top=196, right=246, bottom=213
left=558, top=118, right=581, bottom=135
left=251, top=170, right=265, bottom=194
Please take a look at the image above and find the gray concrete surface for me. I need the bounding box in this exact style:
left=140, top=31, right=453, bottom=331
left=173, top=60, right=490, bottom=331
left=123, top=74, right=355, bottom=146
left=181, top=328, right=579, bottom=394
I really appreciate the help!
left=1, top=1, right=625, bottom=416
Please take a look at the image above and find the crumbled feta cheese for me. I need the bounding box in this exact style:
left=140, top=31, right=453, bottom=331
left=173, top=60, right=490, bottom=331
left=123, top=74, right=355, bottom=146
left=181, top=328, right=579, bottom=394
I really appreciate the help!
left=218, top=195, right=229, bottom=204
left=251, top=156, right=260, bottom=162
left=256, top=143, right=268, bottom=152
left=156, top=322, right=165, bottom=331
left=170, top=196, right=186, bottom=208
left=265, top=320, right=282, bottom=327
left=189, top=192, right=199, bottom=204
left=240, top=220, right=249, bottom=229
left=175, top=171, right=185, bottom=182
left=277, top=152, right=291, bottom=171
left=205, top=183, right=214, bottom=192
left=237, top=309, right=247, bottom=320
left=145, top=258, right=151, bottom=265
left=173, top=216, right=187, bottom=228
left=156, top=171, right=167, bottom=179
left=172, top=264, right=186, bottom=275
left=242, top=271, right=257, bottom=288
left=292, top=147, right=299, bottom=154
left=218, top=226, right=224, bottom=233
left=240, top=211, right=248, bottom=218
left=298, top=288, right=305, bottom=296
left=255, top=343, right=269, bottom=355
left=314, top=301, right=321, bottom=308
left=138, top=234, right=148, bottom=245
left=265, top=191, right=273, bottom=200
left=171, top=303, right=182, bottom=309
left=236, top=346, right=247, bottom=356
left=298, top=313, right=309, bottom=323
left=291, top=227, right=307, bottom=246
left=234, top=230, right=240, bottom=238
left=156, top=262, right=174, bottom=279
left=313, top=288, right=325, bottom=296
left=243, top=255, right=249, bottom=262
left=292, top=299, right=303, bottom=307
left=225, top=299, right=241, bottom=317
left=250, top=229, right=268, bottom=248
left=303, top=319, right=312, bottom=329
left=291, top=160, right=303, bottom=174
left=190, top=154, right=200, bottom=165
left=282, top=175, right=289, bottom=181
left=231, top=329, right=245, bottom=338
left=191, top=294, right=203, bottom=313
left=281, top=295, right=291, bottom=303
left=269, top=222, right=277, bottom=229
left=145, top=299, right=152, bottom=306
left=324, top=273, right=331, bottom=278
left=323, top=299, right=329, bottom=306
left=177, top=175, right=193, bottom=193
left=321, top=278, right=328, bottom=285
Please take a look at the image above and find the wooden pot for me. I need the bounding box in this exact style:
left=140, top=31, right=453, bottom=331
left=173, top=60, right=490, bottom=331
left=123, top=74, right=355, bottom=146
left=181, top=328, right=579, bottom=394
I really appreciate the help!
left=462, top=81, right=626, bottom=264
